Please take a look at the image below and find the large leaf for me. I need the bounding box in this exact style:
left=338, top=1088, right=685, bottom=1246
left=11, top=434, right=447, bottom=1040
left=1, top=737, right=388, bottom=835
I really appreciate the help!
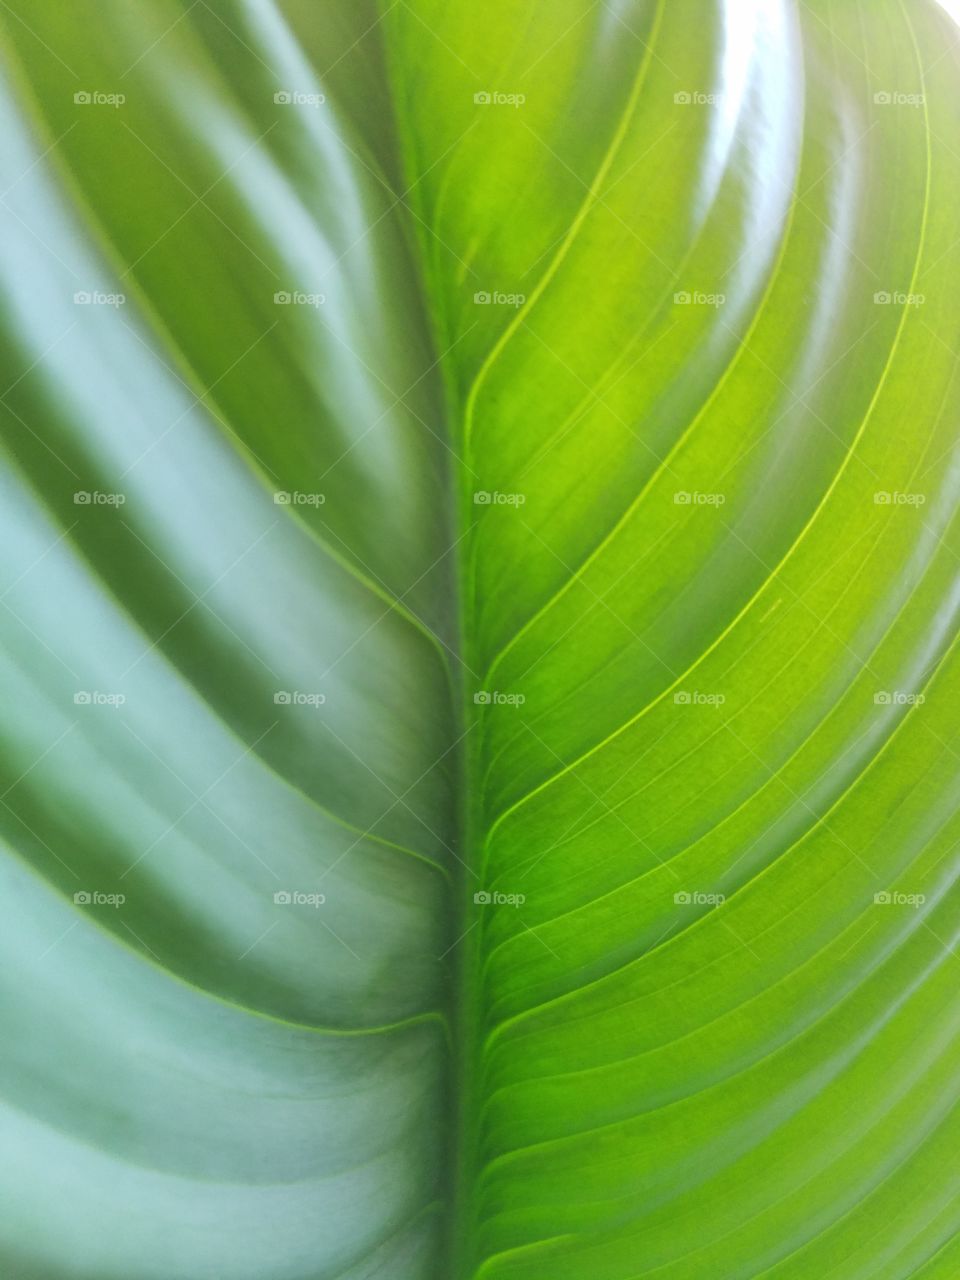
left=2, top=1, right=960, bottom=1276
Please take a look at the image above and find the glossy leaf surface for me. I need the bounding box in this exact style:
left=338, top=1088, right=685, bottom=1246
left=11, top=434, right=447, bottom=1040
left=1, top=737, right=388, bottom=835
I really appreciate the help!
left=1, top=2, right=960, bottom=1277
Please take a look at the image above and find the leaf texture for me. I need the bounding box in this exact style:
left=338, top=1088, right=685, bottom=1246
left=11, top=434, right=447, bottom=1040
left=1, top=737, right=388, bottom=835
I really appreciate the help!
left=1, top=2, right=960, bottom=1278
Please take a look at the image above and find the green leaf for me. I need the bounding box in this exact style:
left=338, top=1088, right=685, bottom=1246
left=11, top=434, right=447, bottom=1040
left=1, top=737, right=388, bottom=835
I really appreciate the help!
left=2, top=1, right=960, bottom=1277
